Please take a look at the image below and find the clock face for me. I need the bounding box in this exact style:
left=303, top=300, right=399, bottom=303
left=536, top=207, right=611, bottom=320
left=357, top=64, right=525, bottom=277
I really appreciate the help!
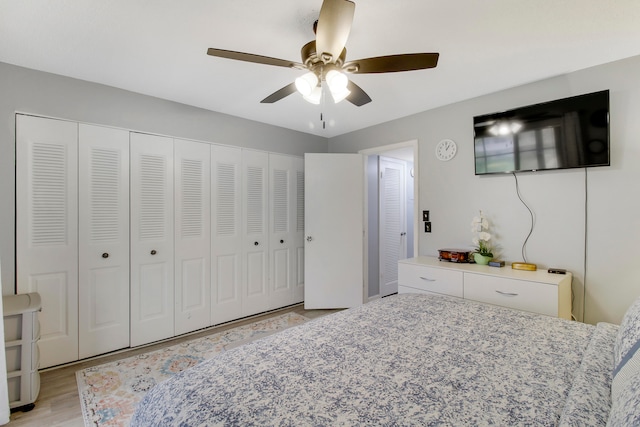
left=435, top=139, right=457, bottom=161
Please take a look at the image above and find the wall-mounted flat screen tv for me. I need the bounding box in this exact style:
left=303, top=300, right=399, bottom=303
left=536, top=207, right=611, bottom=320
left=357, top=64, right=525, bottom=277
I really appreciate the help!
left=473, top=90, right=610, bottom=175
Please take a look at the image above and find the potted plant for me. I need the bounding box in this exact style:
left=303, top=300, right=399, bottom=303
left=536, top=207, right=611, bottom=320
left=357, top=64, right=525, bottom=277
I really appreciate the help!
left=471, top=210, right=493, bottom=265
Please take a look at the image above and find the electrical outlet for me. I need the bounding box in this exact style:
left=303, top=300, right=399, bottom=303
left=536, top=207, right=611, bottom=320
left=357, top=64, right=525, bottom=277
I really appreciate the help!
left=425, top=222, right=432, bottom=233
left=422, top=210, right=430, bottom=222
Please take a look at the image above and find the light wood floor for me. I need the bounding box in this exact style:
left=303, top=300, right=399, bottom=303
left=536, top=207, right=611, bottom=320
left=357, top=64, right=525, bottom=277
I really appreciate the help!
left=8, top=304, right=339, bottom=427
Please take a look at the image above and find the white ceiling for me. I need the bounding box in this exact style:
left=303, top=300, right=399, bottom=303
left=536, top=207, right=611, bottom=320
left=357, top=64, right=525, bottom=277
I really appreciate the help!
left=2, top=0, right=640, bottom=138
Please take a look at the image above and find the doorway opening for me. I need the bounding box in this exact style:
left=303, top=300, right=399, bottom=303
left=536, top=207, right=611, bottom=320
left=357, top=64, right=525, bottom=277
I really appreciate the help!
left=359, top=141, right=417, bottom=301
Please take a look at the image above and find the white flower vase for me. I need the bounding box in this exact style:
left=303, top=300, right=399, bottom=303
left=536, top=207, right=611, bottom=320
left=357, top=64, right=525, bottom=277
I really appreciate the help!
left=474, top=253, right=492, bottom=265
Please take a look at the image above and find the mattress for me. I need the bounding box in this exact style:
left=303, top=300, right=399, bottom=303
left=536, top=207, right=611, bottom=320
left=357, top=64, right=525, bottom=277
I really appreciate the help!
left=132, top=293, right=612, bottom=426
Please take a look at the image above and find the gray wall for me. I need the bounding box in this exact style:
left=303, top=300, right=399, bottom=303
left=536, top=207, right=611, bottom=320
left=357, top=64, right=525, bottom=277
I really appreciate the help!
left=0, top=61, right=328, bottom=294
left=329, top=55, right=640, bottom=325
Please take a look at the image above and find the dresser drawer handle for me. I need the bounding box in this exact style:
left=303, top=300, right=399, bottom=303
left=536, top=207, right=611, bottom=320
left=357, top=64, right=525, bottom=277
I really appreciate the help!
left=495, top=290, right=519, bottom=297
left=420, top=276, right=436, bottom=282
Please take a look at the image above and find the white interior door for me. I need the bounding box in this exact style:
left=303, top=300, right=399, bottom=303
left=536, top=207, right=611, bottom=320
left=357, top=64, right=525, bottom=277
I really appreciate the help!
left=78, top=124, right=130, bottom=359
left=269, top=154, right=294, bottom=309
left=16, top=114, right=79, bottom=368
left=293, top=158, right=305, bottom=304
left=211, top=145, right=243, bottom=324
left=304, top=153, right=364, bottom=309
left=174, top=139, right=211, bottom=335
left=379, top=157, right=406, bottom=297
left=242, top=150, right=269, bottom=316
left=130, top=132, right=175, bottom=347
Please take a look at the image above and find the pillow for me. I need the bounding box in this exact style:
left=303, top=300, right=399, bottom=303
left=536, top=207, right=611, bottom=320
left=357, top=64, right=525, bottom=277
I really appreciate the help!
left=608, top=296, right=640, bottom=426
left=613, top=296, right=640, bottom=372
left=608, top=348, right=640, bottom=426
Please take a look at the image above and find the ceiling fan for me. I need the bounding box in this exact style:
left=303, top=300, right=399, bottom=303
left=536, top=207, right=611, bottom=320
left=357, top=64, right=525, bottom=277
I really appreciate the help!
left=206, top=0, right=439, bottom=107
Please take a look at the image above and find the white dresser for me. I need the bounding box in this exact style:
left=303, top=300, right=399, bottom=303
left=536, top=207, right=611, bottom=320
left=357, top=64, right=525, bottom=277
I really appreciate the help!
left=398, top=256, right=572, bottom=319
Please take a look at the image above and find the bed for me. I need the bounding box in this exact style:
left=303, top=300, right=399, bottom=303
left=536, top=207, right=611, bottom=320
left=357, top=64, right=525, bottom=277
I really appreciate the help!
left=131, top=293, right=640, bottom=426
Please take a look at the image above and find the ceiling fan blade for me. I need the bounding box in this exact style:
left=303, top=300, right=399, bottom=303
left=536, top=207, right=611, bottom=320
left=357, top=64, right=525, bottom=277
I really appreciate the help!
left=207, top=48, right=304, bottom=69
left=346, top=80, right=371, bottom=106
left=344, top=53, right=439, bottom=74
left=315, top=0, right=355, bottom=63
left=260, top=82, right=298, bottom=104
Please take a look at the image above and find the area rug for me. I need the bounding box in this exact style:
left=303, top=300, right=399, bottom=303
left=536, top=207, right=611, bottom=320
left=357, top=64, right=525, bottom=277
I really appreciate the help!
left=76, top=312, right=308, bottom=427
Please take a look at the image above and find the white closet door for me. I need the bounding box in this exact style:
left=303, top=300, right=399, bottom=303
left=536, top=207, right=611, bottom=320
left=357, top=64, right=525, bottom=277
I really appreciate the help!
left=242, top=150, right=269, bottom=316
left=210, top=145, right=243, bottom=324
left=174, top=139, right=211, bottom=335
left=130, top=133, right=175, bottom=347
left=379, top=157, right=406, bottom=297
left=269, top=154, right=296, bottom=308
left=16, top=114, right=79, bottom=368
left=293, top=157, right=305, bottom=304
left=78, top=124, right=130, bottom=358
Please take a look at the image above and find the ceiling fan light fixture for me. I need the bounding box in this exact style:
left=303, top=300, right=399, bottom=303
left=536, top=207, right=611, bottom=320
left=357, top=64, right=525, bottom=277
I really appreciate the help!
left=303, top=85, right=323, bottom=104
left=330, top=86, right=351, bottom=103
left=326, top=69, right=348, bottom=92
left=295, top=72, right=319, bottom=96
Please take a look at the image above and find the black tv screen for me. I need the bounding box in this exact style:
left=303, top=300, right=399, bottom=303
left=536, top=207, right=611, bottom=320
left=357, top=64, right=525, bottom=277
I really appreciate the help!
left=473, top=90, right=610, bottom=175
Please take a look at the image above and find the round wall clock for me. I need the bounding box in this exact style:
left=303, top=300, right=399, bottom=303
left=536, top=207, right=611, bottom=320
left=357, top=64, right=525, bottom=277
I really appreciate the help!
left=435, top=139, right=457, bottom=161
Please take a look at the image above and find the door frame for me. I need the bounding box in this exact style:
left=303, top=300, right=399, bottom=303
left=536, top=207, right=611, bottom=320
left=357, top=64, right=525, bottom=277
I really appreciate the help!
left=359, top=139, right=418, bottom=302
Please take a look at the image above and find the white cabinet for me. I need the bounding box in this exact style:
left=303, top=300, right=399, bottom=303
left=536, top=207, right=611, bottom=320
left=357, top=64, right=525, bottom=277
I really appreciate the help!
left=130, top=133, right=175, bottom=347
left=174, top=139, right=211, bottom=335
left=16, top=115, right=79, bottom=368
left=78, top=124, right=130, bottom=359
left=398, top=257, right=572, bottom=319
left=3, top=293, right=41, bottom=410
left=210, top=145, right=243, bottom=324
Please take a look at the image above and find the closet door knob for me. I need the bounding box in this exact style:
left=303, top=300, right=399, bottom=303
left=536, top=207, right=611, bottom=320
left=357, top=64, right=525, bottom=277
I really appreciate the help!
left=102, top=253, right=109, bottom=259
left=254, top=241, right=259, bottom=246
left=280, top=239, right=284, bottom=244
left=150, top=250, right=157, bottom=255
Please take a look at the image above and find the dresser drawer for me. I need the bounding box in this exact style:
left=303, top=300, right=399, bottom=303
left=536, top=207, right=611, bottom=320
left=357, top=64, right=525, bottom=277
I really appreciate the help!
left=464, top=273, right=558, bottom=316
left=398, top=263, right=463, bottom=297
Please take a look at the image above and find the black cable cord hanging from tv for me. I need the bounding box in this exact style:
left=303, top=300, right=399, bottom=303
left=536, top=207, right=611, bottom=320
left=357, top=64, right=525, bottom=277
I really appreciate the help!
left=513, top=172, right=534, bottom=263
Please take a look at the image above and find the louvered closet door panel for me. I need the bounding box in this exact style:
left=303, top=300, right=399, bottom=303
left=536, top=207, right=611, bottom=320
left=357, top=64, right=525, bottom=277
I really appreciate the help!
left=210, top=145, right=243, bottom=324
left=16, top=114, right=79, bottom=368
left=130, top=133, right=175, bottom=347
left=174, top=139, right=211, bottom=335
left=78, top=124, right=130, bottom=359
left=269, top=154, right=295, bottom=309
left=379, top=157, right=406, bottom=298
left=242, top=150, right=269, bottom=317
left=293, top=157, right=305, bottom=304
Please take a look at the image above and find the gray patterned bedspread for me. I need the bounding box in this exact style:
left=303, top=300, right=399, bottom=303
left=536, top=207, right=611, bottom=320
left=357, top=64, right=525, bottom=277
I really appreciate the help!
left=132, top=293, right=609, bottom=426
